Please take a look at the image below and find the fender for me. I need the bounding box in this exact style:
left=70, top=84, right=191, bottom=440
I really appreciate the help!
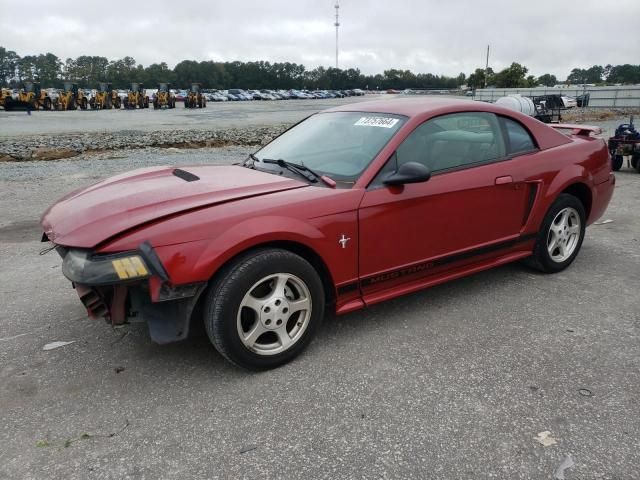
left=150, top=212, right=360, bottom=292
left=193, top=215, right=331, bottom=280
left=525, top=163, right=592, bottom=232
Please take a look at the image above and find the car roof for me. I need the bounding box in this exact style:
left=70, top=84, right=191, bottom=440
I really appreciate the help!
left=325, top=97, right=507, bottom=118
left=325, top=97, right=572, bottom=150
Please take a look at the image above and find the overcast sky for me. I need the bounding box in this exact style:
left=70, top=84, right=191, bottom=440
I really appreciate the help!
left=2, top=0, right=639, bottom=79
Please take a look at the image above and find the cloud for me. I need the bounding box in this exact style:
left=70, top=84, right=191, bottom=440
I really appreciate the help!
left=2, top=0, right=638, bottom=79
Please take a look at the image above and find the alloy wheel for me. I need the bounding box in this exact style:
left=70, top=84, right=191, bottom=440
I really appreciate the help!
left=547, top=207, right=581, bottom=262
left=236, top=273, right=312, bottom=356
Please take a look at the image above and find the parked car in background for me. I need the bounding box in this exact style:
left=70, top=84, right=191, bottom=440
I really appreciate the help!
left=277, top=90, right=293, bottom=99
left=229, top=89, right=253, bottom=101
left=562, top=96, right=578, bottom=108
left=213, top=91, right=228, bottom=101
left=287, top=89, right=306, bottom=99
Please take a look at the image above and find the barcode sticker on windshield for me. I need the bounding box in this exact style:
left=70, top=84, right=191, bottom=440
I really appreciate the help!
left=354, top=117, right=399, bottom=128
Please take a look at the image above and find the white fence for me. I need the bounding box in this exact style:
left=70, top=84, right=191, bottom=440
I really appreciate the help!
left=473, top=86, right=640, bottom=108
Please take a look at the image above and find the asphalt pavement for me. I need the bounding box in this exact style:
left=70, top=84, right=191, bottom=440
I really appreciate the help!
left=0, top=129, right=639, bottom=479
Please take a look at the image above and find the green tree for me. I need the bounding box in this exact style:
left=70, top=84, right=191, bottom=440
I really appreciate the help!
left=143, top=62, right=176, bottom=87
left=606, top=64, right=640, bottom=84
left=467, top=67, right=494, bottom=89
left=493, top=62, right=529, bottom=88
left=0, top=47, right=20, bottom=86
left=106, top=56, right=138, bottom=88
left=17, top=55, right=37, bottom=81
left=34, top=53, right=62, bottom=86
left=65, top=56, right=109, bottom=85
left=537, top=73, right=557, bottom=87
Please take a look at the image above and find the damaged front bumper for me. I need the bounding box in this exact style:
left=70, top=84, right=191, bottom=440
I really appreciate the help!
left=54, top=242, right=207, bottom=344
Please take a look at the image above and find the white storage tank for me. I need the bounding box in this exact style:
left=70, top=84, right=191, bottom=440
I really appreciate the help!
left=495, top=95, right=536, bottom=117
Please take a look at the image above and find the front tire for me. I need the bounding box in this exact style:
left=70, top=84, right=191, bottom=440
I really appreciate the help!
left=527, top=193, right=586, bottom=273
left=204, top=248, right=325, bottom=370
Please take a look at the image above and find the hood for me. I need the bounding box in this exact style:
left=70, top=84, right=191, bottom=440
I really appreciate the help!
left=41, top=165, right=306, bottom=248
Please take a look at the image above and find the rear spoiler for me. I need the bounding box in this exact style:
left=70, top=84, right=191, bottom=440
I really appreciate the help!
left=549, top=124, right=602, bottom=136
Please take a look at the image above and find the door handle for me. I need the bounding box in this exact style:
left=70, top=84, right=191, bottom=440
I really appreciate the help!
left=495, top=175, right=513, bottom=185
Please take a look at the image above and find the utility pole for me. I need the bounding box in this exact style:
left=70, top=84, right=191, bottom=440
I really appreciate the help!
left=334, top=1, right=340, bottom=69
left=484, top=44, right=490, bottom=89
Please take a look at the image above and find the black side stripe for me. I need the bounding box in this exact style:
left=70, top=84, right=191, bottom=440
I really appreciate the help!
left=337, top=282, right=359, bottom=295
left=337, top=233, right=537, bottom=294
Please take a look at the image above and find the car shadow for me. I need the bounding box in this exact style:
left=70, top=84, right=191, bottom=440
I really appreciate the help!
left=122, top=261, right=529, bottom=374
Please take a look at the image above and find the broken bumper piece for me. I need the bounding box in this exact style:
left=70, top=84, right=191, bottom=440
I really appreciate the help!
left=57, top=244, right=206, bottom=344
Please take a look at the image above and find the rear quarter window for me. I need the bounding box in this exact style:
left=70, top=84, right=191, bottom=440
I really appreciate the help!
left=501, top=117, right=538, bottom=156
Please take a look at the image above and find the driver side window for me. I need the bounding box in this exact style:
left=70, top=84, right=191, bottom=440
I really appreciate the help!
left=372, top=112, right=506, bottom=186
left=395, top=112, right=506, bottom=173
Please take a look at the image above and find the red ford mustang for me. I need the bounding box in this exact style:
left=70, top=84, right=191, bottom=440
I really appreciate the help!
left=41, top=98, right=615, bottom=369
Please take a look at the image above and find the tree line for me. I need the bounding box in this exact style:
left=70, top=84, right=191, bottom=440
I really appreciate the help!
left=1, top=46, right=639, bottom=91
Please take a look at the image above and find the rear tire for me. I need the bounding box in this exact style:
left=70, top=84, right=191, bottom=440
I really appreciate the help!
left=612, top=154, right=623, bottom=171
left=632, top=154, right=640, bottom=173
left=527, top=193, right=586, bottom=273
left=204, top=248, right=325, bottom=370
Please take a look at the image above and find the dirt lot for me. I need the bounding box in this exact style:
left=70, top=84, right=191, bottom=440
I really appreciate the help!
left=0, top=117, right=639, bottom=479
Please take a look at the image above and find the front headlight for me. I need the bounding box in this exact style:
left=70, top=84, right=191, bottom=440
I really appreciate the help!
left=62, top=249, right=151, bottom=285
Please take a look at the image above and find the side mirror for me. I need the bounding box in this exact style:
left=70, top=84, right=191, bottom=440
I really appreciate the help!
left=383, top=162, right=431, bottom=186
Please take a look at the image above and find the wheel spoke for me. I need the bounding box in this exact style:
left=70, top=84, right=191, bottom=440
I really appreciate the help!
left=276, top=328, right=292, bottom=349
left=568, top=225, right=580, bottom=236
left=548, top=236, right=558, bottom=254
left=271, top=275, right=288, bottom=299
left=289, top=297, right=310, bottom=314
left=242, top=295, right=264, bottom=315
left=556, top=242, right=566, bottom=258
left=558, top=210, right=569, bottom=229
left=243, top=322, right=267, bottom=347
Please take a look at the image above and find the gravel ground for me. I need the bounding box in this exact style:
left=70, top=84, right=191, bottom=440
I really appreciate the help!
left=0, top=125, right=287, bottom=161
left=0, top=96, right=379, bottom=137
left=0, top=117, right=639, bottom=480
left=0, top=96, right=379, bottom=160
left=0, top=97, right=632, bottom=161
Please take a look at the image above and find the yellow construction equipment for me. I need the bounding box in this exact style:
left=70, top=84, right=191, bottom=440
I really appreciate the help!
left=124, top=83, right=149, bottom=109
left=55, top=82, right=88, bottom=110
left=0, top=88, right=12, bottom=109
left=3, top=81, right=54, bottom=111
left=77, top=87, right=89, bottom=110
left=185, top=83, right=206, bottom=108
left=153, top=83, right=176, bottom=109
left=90, top=82, right=121, bottom=110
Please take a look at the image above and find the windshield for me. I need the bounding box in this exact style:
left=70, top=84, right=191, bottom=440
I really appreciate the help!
left=254, top=112, right=406, bottom=184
